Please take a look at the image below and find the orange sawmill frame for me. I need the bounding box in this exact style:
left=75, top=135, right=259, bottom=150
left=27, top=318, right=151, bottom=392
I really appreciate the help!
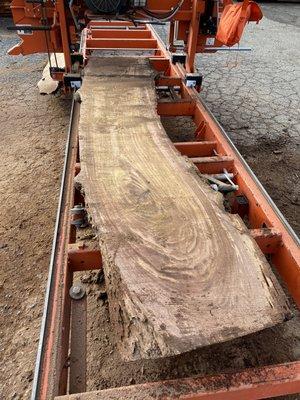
left=12, top=8, right=298, bottom=400
left=8, top=0, right=222, bottom=73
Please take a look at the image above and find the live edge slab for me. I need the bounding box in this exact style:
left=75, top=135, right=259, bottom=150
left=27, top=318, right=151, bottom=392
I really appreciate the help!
left=77, top=57, right=290, bottom=360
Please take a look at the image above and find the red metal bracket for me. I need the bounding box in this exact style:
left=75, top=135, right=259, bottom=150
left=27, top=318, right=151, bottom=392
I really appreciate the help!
left=68, top=245, right=102, bottom=272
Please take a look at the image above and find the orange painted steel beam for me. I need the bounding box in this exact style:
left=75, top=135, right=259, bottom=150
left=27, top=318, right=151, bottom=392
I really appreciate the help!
left=68, top=246, right=102, bottom=272
left=85, top=38, right=157, bottom=49
left=89, top=24, right=147, bottom=30
left=250, top=228, right=282, bottom=254
left=168, top=20, right=175, bottom=51
left=87, top=20, right=135, bottom=27
left=88, top=10, right=193, bottom=23
left=191, top=156, right=234, bottom=174
left=156, top=76, right=182, bottom=86
left=157, top=100, right=195, bottom=116
left=56, top=0, right=72, bottom=71
left=56, top=362, right=300, bottom=400
left=175, top=141, right=217, bottom=157
left=90, top=29, right=151, bottom=39
left=149, top=57, right=170, bottom=71
left=146, top=0, right=191, bottom=9
left=185, top=0, right=204, bottom=72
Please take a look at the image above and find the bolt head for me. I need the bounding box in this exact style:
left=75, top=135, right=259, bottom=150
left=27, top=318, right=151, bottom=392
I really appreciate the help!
left=73, top=285, right=81, bottom=295
left=69, top=283, right=86, bottom=300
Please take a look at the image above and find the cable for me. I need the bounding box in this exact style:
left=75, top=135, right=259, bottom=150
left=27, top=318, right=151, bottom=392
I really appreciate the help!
left=41, top=3, right=60, bottom=69
left=43, top=30, right=52, bottom=68
left=40, top=4, right=52, bottom=68
left=52, top=45, right=58, bottom=68
left=140, top=0, right=184, bottom=21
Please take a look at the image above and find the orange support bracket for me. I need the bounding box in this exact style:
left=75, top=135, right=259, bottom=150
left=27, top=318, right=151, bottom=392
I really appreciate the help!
left=54, top=361, right=300, bottom=399
left=186, top=0, right=205, bottom=72
left=56, top=0, right=72, bottom=72
left=250, top=228, right=282, bottom=254
left=68, top=245, right=102, bottom=272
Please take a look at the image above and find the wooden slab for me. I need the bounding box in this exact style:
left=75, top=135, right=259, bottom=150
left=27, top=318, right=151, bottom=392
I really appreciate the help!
left=77, top=57, right=290, bottom=360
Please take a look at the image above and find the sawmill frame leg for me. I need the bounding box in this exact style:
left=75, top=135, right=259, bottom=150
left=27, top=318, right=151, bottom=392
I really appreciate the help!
left=31, top=22, right=300, bottom=400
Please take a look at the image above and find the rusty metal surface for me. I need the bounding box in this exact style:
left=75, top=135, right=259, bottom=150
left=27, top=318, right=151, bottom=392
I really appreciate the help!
left=68, top=245, right=102, bottom=272
left=69, top=291, right=87, bottom=394
left=55, top=362, right=300, bottom=400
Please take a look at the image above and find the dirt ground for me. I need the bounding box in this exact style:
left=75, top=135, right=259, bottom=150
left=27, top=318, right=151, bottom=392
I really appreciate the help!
left=0, top=3, right=300, bottom=399
left=0, top=19, right=71, bottom=399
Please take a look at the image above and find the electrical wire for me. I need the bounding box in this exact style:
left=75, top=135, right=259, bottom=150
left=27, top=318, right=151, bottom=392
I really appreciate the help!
left=41, top=3, right=59, bottom=69
left=85, top=0, right=184, bottom=22
left=43, top=30, right=52, bottom=68
left=140, top=0, right=184, bottom=21
left=69, top=0, right=81, bottom=31
left=41, top=4, right=52, bottom=68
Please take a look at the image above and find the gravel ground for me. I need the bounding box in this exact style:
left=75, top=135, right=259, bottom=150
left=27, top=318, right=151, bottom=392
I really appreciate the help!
left=0, top=3, right=299, bottom=399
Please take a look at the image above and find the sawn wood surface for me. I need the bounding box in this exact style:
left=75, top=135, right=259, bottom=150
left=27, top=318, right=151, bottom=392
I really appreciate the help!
left=78, top=56, right=290, bottom=360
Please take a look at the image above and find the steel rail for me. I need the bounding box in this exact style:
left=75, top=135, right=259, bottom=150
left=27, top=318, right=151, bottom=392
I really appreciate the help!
left=150, top=25, right=300, bottom=301
left=31, top=96, right=77, bottom=400
left=153, top=22, right=299, bottom=244
left=200, top=98, right=300, bottom=247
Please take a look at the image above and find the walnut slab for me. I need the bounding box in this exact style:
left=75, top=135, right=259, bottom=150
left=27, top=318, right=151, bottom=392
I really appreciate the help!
left=77, top=57, right=290, bottom=360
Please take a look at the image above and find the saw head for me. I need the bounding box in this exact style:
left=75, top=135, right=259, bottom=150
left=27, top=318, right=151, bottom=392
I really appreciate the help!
left=83, top=0, right=146, bottom=15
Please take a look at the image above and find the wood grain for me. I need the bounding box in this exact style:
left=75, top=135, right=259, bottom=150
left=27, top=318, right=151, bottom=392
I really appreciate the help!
left=78, top=57, right=290, bottom=360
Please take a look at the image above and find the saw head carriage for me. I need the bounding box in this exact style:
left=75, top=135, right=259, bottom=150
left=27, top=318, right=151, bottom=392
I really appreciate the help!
left=8, top=0, right=262, bottom=89
left=8, top=0, right=227, bottom=84
left=83, top=0, right=147, bottom=15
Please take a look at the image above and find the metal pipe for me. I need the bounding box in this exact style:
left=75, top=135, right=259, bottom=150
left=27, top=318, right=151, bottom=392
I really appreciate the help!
left=204, top=173, right=234, bottom=181
left=205, top=46, right=252, bottom=51
left=7, top=25, right=51, bottom=31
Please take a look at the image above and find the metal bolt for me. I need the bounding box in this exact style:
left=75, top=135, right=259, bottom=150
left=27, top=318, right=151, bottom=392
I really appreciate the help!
left=71, top=218, right=86, bottom=228
left=71, top=204, right=85, bottom=215
left=73, top=286, right=81, bottom=294
left=71, top=203, right=87, bottom=228
left=69, top=283, right=86, bottom=300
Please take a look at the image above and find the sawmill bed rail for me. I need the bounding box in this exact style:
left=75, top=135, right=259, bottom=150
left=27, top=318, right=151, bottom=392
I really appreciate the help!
left=31, top=22, right=300, bottom=400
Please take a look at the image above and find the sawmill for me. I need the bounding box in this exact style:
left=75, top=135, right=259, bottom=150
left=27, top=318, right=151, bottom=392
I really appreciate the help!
left=5, top=0, right=300, bottom=398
